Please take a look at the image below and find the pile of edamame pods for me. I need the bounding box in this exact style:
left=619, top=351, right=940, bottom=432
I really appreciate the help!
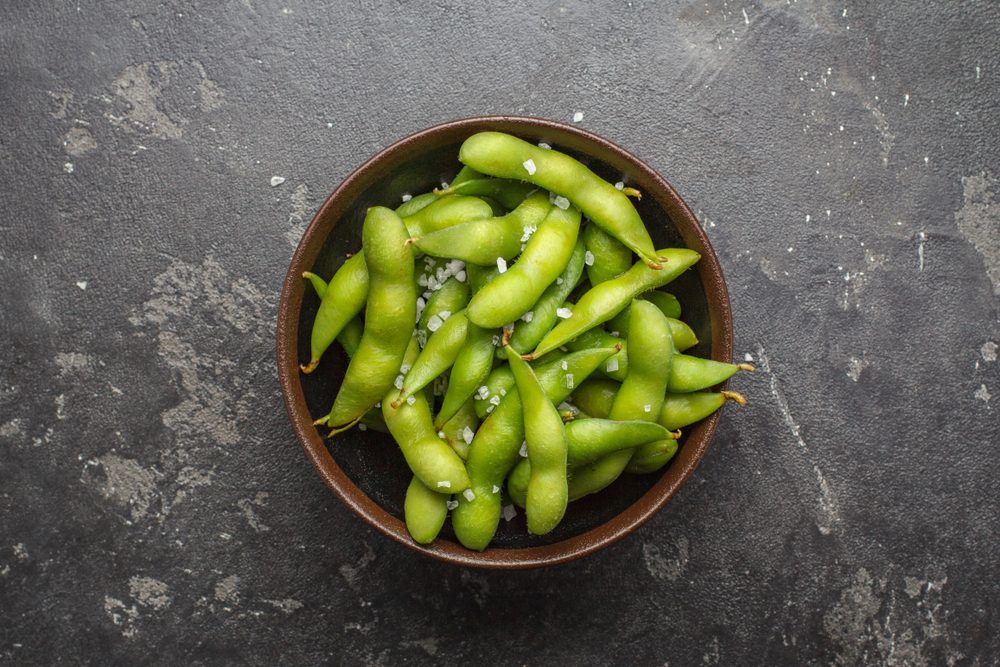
left=302, top=131, right=751, bottom=550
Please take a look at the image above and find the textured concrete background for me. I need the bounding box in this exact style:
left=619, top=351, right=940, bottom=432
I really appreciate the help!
left=2, top=0, right=999, bottom=664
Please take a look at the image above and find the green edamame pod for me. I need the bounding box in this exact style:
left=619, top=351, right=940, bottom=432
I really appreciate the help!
left=529, top=248, right=700, bottom=359
left=302, top=271, right=328, bottom=299
left=435, top=177, right=537, bottom=211
left=660, top=390, right=747, bottom=429
left=382, top=338, right=470, bottom=492
left=451, top=345, right=619, bottom=551
left=417, top=276, right=469, bottom=346
left=404, top=476, right=449, bottom=544
left=458, top=132, right=663, bottom=268
left=472, top=364, right=514, bottom=419
left=466, top=204, right=582, bottom=328
left=667, top=355, right=753, bottom=393
left=403, top=195, right=494, bottom=238
left=583, top=223, right=632, bottom=285
left=608, top=307, right=696, bottom=351
left=568, top=301, right=674, bottom=500
left=410, top=191, right=552, bottom=265
left=565, top=328, right=628, bottom=381
left=625, top=438, right=679, bottom=475
left=318, top=207, right=416, bottom=431
left=395, top=192, right=437, bottom=218
left=336, top=317, right=364, bottom=358
left=439, top=398, right=480, bottom=460
left=450, top=165, right=483, bottom=188
left=435, top=324, right=496, bottom=429
left=395, top=310, right=469, bottom=407
left=504, top=238, right=587, bottom=358
left=504, top=333, right=569, bottom=535
left=507, top=459, right=529, bottom=509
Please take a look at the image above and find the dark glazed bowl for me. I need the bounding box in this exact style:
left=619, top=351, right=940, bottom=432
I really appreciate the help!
left=276, top=116, right=732, bottom=569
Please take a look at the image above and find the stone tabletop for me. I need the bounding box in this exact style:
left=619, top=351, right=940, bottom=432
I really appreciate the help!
left=2, top=1, right=998, bottom=664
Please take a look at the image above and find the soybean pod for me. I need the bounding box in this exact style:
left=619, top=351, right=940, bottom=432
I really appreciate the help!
left=435, top=324, right=496, bottom=429
left=583, top=223, right=632, bottom=285
left=458, top=132, right=663, bottom=268
left=435, top=177, right=537, bottom=211
left=529, top=248, right=700, bottom=359
left=404, top=476, right=449, bottom=544
left=317, top=207, right=416, bottom=431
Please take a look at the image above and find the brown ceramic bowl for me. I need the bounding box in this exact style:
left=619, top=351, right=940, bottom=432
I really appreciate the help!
left=276, top=116, right=732, bottom=569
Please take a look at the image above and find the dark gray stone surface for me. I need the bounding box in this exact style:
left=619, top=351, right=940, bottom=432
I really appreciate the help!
left=2, top=1, right=998, bottom=664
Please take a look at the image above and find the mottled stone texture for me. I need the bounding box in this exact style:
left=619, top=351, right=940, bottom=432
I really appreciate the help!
left=1, top=1, right=998, bottom=665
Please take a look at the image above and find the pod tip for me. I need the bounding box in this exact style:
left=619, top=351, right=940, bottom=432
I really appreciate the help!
left=721, top=390, right=748, bottom=405
left=300, top=358, right=320, bottom=374
left=736, top=363, right=755, bottom=372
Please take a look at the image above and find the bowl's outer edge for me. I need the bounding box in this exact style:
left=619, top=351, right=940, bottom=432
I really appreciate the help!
left=276, top=115, right=733, bottom=569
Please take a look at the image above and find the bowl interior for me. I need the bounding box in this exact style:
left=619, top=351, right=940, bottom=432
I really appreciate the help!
left=281, top=117, right=729, bottom=566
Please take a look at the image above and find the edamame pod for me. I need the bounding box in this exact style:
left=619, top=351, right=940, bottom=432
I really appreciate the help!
left=395, top=192, right=437, bottom=218
left=504, top=238, right=587, bottom=358
left=439, top=398, right=480, bottom=460
left=404, top=476, right=449, bottom=544
left=583, top=223, right=632, bottom=285
left=504, top=333, right=569, bottom=535
left=410, top=191, right=552, bottom=265
left=660, top=390, right=747, bottom=429
left=382, top=338, right=470, bottom=492
left=567, top=301, right=674, bottom=499
left=417, top=276, right=469, bottom=346
left=458, top=132, right=662, bottom=268
left=570, top=379, right=619, bottom=418
left=643, top=290, right=681, bottom=319
left=302, top=271, right=329, bottom=299
left=624, top=438, right=679, bottom=475
left=467, top=204, right=582, bottom=328
left=667, top=355, right=754, bottom=393
left=472, top=364, right=514, bottom=419
left=319, top=207, right=416, bottom=431
left=451, top=345, right=619, bottom=551
left=450, top=165, right=483, bottom=188
left=395, top=310, right=469, bottom=407
left=529, top=248, right=700, bottom=359
left=435, top=324, right=496, bottom=429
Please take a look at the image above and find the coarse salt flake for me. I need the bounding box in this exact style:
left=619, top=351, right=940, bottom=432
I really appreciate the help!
left=521, top=311, right=534, bottom=323
left=489, top=395, right=501, bottom=406
left=462, top=426, right=475, bottom=444
left=584, top=250, right=595, bottom=266
left=456, top=270, right=467, bottom=282
left=437, top=480, right=451, bottom=488
left=519, top=442, right=528, bottom=457
left=270, top=176, right=286, bottom=187
left=497, top=257, right=508, bottom=273
left=523, top=159, right=537, bottom=175
left=394, top=374, right=404, bottom=390
left=553, top=195, right=570, bottom=210
left=427, top=314, right=443, bottom=332
left=446, top=500, right=459, bottom=510
left=572, top=111, right=584, bottom=122
left=606, top=358, right=619, bottom=373
left=400, top=363, right=411, bottom=374
left=492, top=485, right=501, bottom=494
left=565, top=374, right=574, bottom=388
left=406, top=395, right=416, bottom=405
left=478, top=385, right=490, bottom=399
left=437, top=431, right=446, bottom=439
left=462, top=488, right=476, bottom=501
left=556, top=277, right=563, bottom=285
left=401, top=193, right=412, bottom=202
left=358, top=423, right=367, bottom=431
left=538, top=142, right=551, bottom=150
left=560, top=360, right=568, bottom=370
left=439, top=310, right=452, bottom=321
left=614, top=181, right=625, bottom=190
left=499, top=388, right=506, bottom=396
left=644, top=404, right=652, bottom=413
left=503, top=505, right=517, bottom=521
left=556, top=307, right=573, bottom=319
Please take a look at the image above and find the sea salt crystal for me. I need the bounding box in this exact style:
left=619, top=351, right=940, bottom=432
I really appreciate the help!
left=400, top=363, right=411, bottom=374
left=519, top=442, right=528, bottom=457
left=556, top=277, right=563, bottom=285
left=560, top=360, right=568, bottom=370
left=492, top=485, right=501, bottom=494
left=556, top=307, right=573, bottom=319
left=606, top=358, right=619, bottom=373
left=446, top=500, right=459, bottom=510
left=437, top=480, right=451, bottom=489
left=456, top=270, right=467, bottom=282
left=503, top=505, right=517, bottom=521
left=462, top=488, right=476, bottom=501
left=358, top=423, right=367, bottom=431
left=437, top=431, right=446, bottom=439
left=614, top=181, right=625, bottom=191
left=644, top=404, right=652, bottom=413
left=572, top=111, right=584, bottom=122
left=401, top=193, right=412, bottom=202
left=439, top=310, right=452, bottom=321
left=584, top=250, right=595, bottom=266
left=565, top=374, right=574, bottom=388
left=478, top=385, right=490, bottom=399
left=553, top=195, right=570, bottom=210
left=521, top=311, right=534, bottom=323
left=538, top=142, right=551, bottom=150
left=490, top=395, right=501, bottom=406
left=462, top=426, right=475, bottom=444
left=497, top=257, right=508, bottom=273
left=499, top=389, right=506, bottom=396
left=270, top=176, right=286, bottom=187
left=523, top=159, right=537, bottom=175
left=406, top=396, right=416, bottom=405
left=520, top=224, right=537, bottom=242
left=394, top=374, right=404, bottom=390
left=427, top=314, right=443, bottom=332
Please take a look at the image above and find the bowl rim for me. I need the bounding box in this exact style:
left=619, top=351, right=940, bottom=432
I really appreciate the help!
left=276, top=115, right=732, bottom=569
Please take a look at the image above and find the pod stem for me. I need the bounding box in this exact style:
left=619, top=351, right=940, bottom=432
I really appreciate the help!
left=403, top=237, right=418, bottom=247
left=721, top=390, right=748, bottom=405
left=622, top=186, right=642, bottom=200
left=390, top=391, right=406, bottom=409
left=670, top=429, right=682, bottom=439
left=300, top=358, right=320, bottom=374
left=326, top=415, right=362, bottom=437
left=736, top=363, right=755, bottom=372
left=432, top=186, right=453, bottom=197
